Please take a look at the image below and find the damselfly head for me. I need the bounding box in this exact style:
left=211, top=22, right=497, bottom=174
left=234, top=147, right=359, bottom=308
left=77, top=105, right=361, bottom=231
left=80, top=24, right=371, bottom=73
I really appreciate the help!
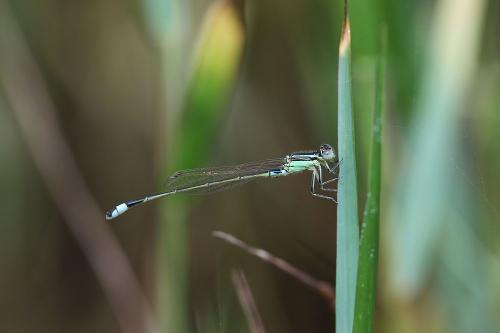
left=319, top=144, right=335, bottom=161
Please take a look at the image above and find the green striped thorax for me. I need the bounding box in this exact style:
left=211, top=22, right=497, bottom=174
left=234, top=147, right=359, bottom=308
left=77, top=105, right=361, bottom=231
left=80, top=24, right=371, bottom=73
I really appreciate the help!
left=285, top=144, right=336, bottom=173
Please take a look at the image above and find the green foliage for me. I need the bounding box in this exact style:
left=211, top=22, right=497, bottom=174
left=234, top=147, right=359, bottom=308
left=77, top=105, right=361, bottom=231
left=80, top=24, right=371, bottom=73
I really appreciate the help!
left=353, top=31, right=385, bottom=333
left=336, top=8, right=360, bottom=333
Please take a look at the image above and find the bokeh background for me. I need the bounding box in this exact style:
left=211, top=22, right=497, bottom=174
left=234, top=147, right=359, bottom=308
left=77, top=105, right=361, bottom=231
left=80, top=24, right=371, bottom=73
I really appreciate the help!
left=0, top=0, right=499, bottom=332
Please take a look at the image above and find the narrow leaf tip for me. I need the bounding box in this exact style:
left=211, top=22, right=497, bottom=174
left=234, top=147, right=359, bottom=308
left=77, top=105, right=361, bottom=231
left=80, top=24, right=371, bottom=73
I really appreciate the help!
left=340, top=17, right=351, bottom=55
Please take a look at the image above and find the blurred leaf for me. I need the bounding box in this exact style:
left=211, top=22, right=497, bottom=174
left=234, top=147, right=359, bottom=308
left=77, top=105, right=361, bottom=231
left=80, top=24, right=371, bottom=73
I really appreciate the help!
left=353, top=29, right=385, bottom=333
left=143, top=0, right=189, bottom=40
left=335, top=4, right=360, bottom=333
left=157, top=1, right=245, bottom=333
left=172, top=0, right=244, bottom=169
left=144, top=0, right=191, bottom=117
left=386, top=0, right=487, bottom=298
left=384, top=0, right=497, bottom=330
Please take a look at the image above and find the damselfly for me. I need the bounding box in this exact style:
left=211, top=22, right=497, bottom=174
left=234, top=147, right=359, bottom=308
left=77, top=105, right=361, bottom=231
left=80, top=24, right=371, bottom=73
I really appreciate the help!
left=106, top=144, right=339, bottom=220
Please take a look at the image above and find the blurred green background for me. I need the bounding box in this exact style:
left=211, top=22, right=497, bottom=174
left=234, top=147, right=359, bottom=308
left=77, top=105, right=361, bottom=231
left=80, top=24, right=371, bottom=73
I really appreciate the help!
left=0, top=0, right=499, bottom=332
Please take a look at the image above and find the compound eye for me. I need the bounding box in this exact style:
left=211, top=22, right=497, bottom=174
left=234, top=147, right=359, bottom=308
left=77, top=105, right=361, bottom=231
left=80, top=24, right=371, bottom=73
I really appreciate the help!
left=320, top=144, right=331, bottom=152
left=319, top=144, right=334, bottom=160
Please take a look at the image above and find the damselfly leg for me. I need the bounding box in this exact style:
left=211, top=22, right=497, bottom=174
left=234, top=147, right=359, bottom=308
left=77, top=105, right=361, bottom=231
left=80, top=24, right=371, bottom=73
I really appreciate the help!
left=310, top=165, right=338, bottom=202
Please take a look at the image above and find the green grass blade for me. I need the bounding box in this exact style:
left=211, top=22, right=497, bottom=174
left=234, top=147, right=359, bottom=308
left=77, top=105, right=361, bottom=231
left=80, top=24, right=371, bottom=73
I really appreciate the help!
left=353, top=30, right=385, bottom=333
left=336, top=4, right=360, bottom=333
